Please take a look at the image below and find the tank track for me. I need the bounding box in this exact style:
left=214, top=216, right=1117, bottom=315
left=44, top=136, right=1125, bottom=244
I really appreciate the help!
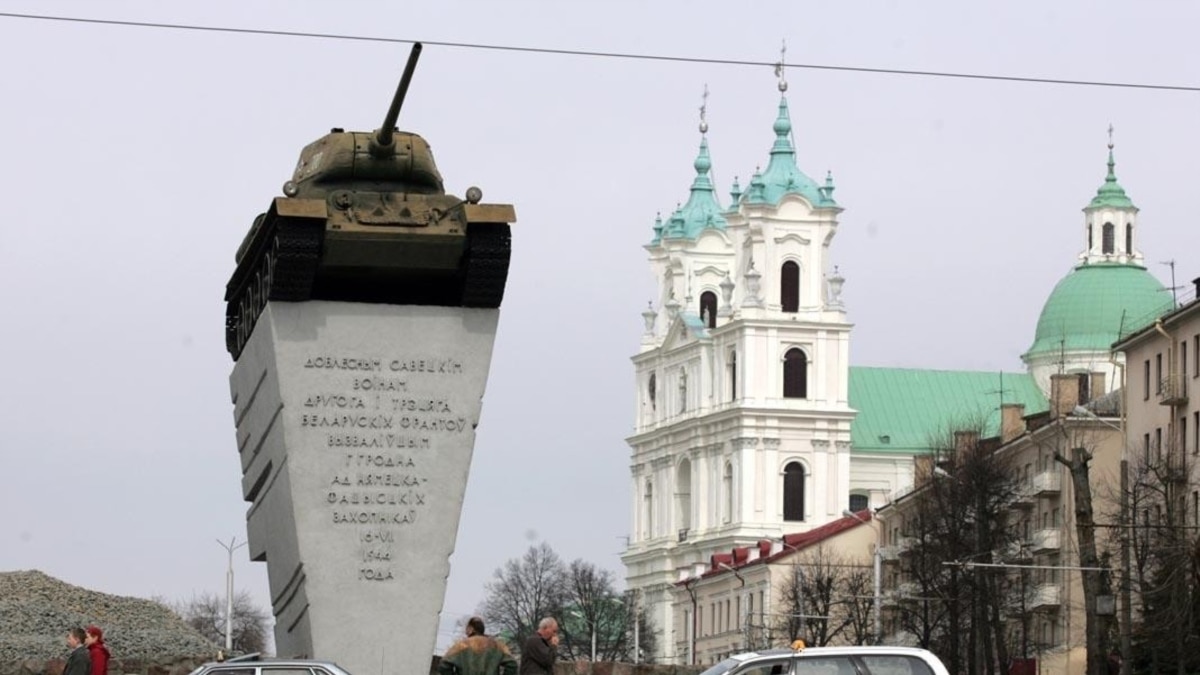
left=460, top=223, right=512, bottom=308
left=225, top=218, right=323, bottom=359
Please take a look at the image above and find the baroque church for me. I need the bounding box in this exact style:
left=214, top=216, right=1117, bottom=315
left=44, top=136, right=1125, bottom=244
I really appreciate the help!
left=621, top=71, right=1171, bottom=663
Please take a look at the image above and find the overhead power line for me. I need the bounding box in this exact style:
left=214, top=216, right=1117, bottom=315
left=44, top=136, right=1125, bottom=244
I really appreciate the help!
left=2, top=10, right=1199, bottom=93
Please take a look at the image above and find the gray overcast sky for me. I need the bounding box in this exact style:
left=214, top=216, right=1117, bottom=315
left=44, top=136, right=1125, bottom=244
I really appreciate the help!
left=1, top=0, right=1198, bottom=653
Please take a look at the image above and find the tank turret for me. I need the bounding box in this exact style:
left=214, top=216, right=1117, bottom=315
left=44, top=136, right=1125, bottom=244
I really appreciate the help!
left=225, top=42, right=515, bottom=359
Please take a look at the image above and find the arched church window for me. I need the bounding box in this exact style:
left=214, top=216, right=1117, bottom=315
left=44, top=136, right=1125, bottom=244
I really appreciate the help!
left=723, top=462, right=734, bottom=523
left=781, top=261, right=800, bottom=313
left=1125, top=223, right=1133, bottom=255
left=648, top=372, right=656, bottom=411
left=1102, top=222, right=1115, bottom=254
left=783, top=348, right=808, bottom=399
left=644, top=480, right=655, bottom=538
left=783, top=462, right=805, bottom=521
left=700, top=291, right=718, bottom=329
left=1088, top=225, right=1093, bottom=251
left=676, top=460, right=692, bottom=532
left=849, top=493, right=869, bottom=513
left=728, top=350, right=737, bottom=402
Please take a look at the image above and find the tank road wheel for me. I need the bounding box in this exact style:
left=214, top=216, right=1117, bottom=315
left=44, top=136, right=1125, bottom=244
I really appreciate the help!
left=460, top=223, right=512, bottom=308
left=268, top=219, right=322, bottom=302
left=225, top=304, right=241, bottom=357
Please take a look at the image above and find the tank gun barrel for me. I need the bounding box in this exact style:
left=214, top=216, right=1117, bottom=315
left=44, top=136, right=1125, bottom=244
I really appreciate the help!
left=371, top=42, right=423, bottom=158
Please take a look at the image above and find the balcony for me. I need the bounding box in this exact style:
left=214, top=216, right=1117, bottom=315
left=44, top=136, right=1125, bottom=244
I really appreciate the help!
left=1010, top=485, right=1035, bottom=509
left=1031, top=471, right=1061, bottom=495
left=1001, top=539, right=1032, bottom=562
left=1160, top=375, right=1189, bottom=407
left=1029, top=583, right=1061, bottom=611
left=882, top=581, right=920, bottom=608
left=1031, top=528, right=1060, bottom=553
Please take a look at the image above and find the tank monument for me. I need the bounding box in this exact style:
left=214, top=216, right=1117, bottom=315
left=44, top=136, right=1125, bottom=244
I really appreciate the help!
left=224, top=43, right=514, bottom=675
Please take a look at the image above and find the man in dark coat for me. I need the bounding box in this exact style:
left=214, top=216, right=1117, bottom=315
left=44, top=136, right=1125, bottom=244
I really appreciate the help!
left=63, top=627, right=92, bottom=675
left=518, top=617, right=558, bottom=675
left=439, top=617, right=517, bottom=675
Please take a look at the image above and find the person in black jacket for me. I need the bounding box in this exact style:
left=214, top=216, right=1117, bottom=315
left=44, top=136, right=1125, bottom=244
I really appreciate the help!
left=518, top=617, right=558, bottom=675
left=63, top=627, right=92, bottom=675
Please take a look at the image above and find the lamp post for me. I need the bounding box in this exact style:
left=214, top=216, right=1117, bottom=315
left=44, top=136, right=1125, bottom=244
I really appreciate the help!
left=216, top=536, right=247, bottom=653
left=843, top=509, right=882, bottom=645
left=567, top=608, right=597, bottom=662
left=718, top=562, right=749, bottom=650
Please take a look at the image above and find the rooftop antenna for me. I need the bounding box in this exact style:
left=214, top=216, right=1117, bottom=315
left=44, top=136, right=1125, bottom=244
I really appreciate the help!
left=1160, top=259, right=1181, bottom=308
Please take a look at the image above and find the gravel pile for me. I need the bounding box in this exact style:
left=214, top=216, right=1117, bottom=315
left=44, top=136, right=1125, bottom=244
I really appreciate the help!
left=0, top=570, right=219, bottom=665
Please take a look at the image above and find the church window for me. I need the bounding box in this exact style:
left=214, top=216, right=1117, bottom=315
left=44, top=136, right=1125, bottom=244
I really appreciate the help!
left=783, top=348, right=808, bottom=399
left=1102, top=222, right=1115, bottom=254
left=676, top=460, right=692, bottom=531
left=722, top=462, right=734, bottom=523
left=728, top=350, right=737, bottom=401
left=783, top=462, right=805, bottom=521
left=700, top=291, right=718, bottom=329
left=1088, top=225, right=1093, bottom=251
left=648, top=373, right=656, bottom=411
left=781, top=261, right=800, bottom=312
left=1126, top=223, right=1133, bottom=254
left=849, top=493, right=869, bottom=513
left=643, top=480, right=654, bottom=538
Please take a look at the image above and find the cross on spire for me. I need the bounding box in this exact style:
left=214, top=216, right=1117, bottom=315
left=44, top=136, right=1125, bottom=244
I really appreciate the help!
left=699, top=84, right=709, bottom=134
left=774, top=40, right=788, bottom=92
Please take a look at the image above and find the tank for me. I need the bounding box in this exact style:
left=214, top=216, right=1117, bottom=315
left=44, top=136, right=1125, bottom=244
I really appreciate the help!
left=224, top=42, right=515, bottom=359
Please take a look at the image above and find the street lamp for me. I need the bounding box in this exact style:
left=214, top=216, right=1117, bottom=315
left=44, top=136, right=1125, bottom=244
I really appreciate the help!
left=567, top=608, right=597, bottom=662
left=717, top=562, right=749, bottom=650
left=843, top=509, right=882, bottom=645
left=1072, top=404, right=1131, bottom=675
left=216, top=536, right=247, bottom=653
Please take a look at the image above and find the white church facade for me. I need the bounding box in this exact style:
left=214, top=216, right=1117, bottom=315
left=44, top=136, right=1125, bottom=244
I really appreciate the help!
left=622, top=73, right=1172, bottom=662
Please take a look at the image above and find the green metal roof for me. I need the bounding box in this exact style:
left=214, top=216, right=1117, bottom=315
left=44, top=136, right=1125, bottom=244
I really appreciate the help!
left=655, top=137, right=727, bottom=243
left=1087, top=146, right=1135, bottom=210
left=849, top=367, right=1048, bottom=454
left=1024, top=263, right=1171, bottom=358
left=741, top=96, right=836, bottom=209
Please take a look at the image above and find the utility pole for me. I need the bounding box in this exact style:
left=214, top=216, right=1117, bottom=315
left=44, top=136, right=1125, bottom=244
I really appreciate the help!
left=217, top=536, right=248, bottom=652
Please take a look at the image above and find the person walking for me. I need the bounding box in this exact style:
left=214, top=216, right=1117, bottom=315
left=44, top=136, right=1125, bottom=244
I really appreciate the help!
left=84, top=626, right=110, bottom=675
left=63, top=627, right=91, bottom=675
left=518, top=618, right=558, bottom=675
left=439, top=617, right=517, bottom=675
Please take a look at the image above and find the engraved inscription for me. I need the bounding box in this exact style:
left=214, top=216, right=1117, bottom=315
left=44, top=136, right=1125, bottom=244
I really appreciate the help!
left=299, top=353, right=470, bottom=582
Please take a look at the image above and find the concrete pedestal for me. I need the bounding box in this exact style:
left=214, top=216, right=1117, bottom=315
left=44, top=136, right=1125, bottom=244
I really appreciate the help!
left=229, top=301, right=500, bottom=675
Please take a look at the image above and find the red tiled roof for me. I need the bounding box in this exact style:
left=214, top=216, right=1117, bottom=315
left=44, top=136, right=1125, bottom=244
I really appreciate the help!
left=676, top=510, right=874, bottom=585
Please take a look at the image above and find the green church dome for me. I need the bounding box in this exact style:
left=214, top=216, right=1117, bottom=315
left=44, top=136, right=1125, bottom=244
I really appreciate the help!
left=1025, top=263, right=1172, bottom=358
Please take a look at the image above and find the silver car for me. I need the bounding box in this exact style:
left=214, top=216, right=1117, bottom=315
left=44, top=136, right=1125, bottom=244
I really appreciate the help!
left=698, top=646, right=951, bottom=675
left=188, top=658, right=356, bottom=675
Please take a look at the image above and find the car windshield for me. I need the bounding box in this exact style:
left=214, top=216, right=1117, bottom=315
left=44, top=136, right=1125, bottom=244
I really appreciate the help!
left=699, top=658, right=742, bottom=675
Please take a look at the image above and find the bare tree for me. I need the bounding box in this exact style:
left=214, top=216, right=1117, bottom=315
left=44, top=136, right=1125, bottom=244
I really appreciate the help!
left=479, top=543, right=567, bottom=650
left=175, top=590, right=270, bottom=655
left=774, top=545, right=866, bottom=646
left=893, top=422, right=1021, bottom=675
left=478, top=544, right=653, bottom=662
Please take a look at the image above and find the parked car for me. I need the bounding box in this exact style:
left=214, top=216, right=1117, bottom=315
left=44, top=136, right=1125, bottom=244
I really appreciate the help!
left=188, top=656, right=356, bottom=675
left=698, top=644, right=951, bottom=675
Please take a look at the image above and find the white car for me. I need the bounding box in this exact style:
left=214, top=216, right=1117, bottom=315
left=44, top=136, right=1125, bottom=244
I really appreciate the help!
left=188, top=657, right=356, bottom=675
left=698, top=645, right=951, bottom=675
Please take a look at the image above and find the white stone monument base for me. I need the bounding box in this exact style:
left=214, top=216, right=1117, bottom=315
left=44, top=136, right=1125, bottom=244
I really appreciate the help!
left=229, top=301, right=500, bottom=675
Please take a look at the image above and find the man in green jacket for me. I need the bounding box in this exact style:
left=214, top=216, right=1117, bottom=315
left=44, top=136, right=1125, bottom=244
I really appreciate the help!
left=440, top=617, right=518, bottom=675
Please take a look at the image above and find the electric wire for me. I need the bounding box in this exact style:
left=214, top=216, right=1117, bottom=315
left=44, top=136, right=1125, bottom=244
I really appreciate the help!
left=1, top=10, right=1198, bottom=93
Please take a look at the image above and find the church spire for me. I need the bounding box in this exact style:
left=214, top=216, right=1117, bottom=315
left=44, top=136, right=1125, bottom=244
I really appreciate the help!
left=1080, top=126, right=1141, bottom=266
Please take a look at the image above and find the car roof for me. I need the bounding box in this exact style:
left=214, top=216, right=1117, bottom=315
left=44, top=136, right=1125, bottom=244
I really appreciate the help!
left=727, top=647, right=945, bottom=662
left=200, top=661, right=347, bottom=671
